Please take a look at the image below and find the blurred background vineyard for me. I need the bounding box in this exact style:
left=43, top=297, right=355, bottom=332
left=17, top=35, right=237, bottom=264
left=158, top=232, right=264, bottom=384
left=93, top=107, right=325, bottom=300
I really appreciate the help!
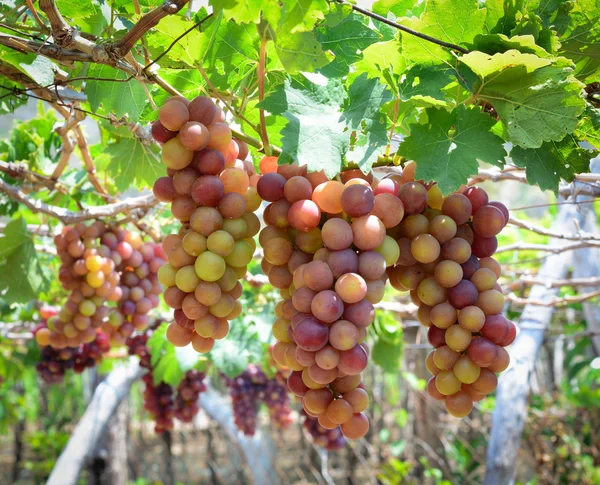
left=0, top=101, right=599, bottom=485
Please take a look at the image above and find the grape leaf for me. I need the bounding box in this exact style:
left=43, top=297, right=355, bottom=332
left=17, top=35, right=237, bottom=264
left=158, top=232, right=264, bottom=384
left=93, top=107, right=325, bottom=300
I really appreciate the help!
left=105, top=137, right=165, bottom=191
left=401, top=106, right=506, bottom=194
left=399, top=64, right=454, bottom=103
left=0, top=217, right=49, bottom=303
left=372, top=0, right=424, bottom=18
left=258, top=79, right=348, bottom=177
left=317, top=14, right=382, bottom=78
left=372, top=339, right=403, bottom=373
left=280, top=0, right=329, bottom=33
left=342, top=75, right=393, bottom=172
left=352, top=38, right=405, bottom=84
left=510, top=137, right=596, bottom=193
left=1, top=50, right=55, bottom=86
left=555, top=0, right=600, bottom=83
left=459, top=50, right=586, bottom=149
left=399, top=0, right=487, bottom=65
left=86, top=65, right=148, bottom=121
left=145, top=15, right=204, bottom=68
left=273, top=30, right=333, bottom=74
left=56, top=0, right=98, bottom=19
left=469, top=33, right=553, bottom=58
left=576, top=107, right=600, bottom=150
left=210, top=0, right=273, bottom=24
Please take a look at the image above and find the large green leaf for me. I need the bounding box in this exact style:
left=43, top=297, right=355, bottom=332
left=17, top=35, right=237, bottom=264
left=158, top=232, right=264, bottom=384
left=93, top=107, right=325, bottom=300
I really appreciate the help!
left=105, top=137, right=165, bottom=191
left=510, top=137, right=596, bottom=193
left=399, top=64, right=455, bottom=104
left=145, top=15, right=205, bottom=68
left=86, top=65, right=148, bottom=121
left=0, top=218, right=49, bottom=303
left=280, top=0, right=329, bottom=33
left=259, top=79, right=349, bottom=177
left=401, top=106, right=506, bottom=194
left=342, top=75, right=393, bottom=172
left=273, top=30, right=333, bottom=74
left=459, top=50, right=586, bottom=148
left=56, top=0, right=98, bottom=19
left=576, top=107, right=600, bottom=150
left=372, top=0, right=424, bottom=18
left=317, top=14, right=382, bottom=78
left=352, top=38, right=405, bottom=85
left=399, top=0, right=487, bottom=65
left=210, top=0, right=274, bottom=24
left=469, top=33, right=554, bottom=58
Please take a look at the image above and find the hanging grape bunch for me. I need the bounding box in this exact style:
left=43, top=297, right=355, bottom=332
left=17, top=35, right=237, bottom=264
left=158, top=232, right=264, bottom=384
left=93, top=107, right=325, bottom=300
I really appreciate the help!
left=387, top=163, right=515, bottom=417
left=151, top=95, right=261, bottom=353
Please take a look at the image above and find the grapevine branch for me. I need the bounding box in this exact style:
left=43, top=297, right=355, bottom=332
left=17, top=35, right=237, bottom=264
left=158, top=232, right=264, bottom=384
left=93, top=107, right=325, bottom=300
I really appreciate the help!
left=507, top=288, right=600, bottom=307
left=508, top=216, right=600, bottom=242
left=496, top=240, right=600, bottom=254
left=0, top=178, right=158, bottom=224
left=505, top=275, right=600, bottom=291
left=0, top=161, right=68, bottom=194
left=333, top=0, right=469, bottom=54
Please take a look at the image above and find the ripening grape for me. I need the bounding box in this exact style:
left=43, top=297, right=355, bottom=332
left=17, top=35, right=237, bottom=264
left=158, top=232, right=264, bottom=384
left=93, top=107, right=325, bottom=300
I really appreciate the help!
left=452, top=355, right=481, bottom=384
left=435, top=370, right=462, bottom=395
left=445, top=390, right=473, bottom=418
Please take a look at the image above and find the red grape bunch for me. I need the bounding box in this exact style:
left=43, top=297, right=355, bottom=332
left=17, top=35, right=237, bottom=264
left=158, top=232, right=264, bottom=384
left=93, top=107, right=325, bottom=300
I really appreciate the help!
left=225, top=364, right=293, bottom=436
left=142, top=373, right=176, bottom=434
left=151, top=95, right=262, bottom=353
left=34, top=308, right=111, bottom=383
left=386, top=163, right=515, bottom=417
left=174, top=370, right=207, bottom=423
left=43, top=221, right=125, bottom=349
left=301, top=410, right=346, bottom=450
left=261, top=163, right=398, bottom=440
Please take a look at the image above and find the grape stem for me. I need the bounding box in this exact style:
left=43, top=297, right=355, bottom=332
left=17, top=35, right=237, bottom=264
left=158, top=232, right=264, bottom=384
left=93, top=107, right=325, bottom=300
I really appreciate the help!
left=258, top=34, right=271, bottom=156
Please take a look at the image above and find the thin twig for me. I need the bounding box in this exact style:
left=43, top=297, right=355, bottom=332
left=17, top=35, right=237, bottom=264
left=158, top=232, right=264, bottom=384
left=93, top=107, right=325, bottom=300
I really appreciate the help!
left=24, top=0, right=47, bottom=32
left=505, top=275, right=600, bottom=291
left=509, top=216, right=600, bottom=241
left=507, top=289, right=600, bottom=307
left=496, top=240, right=600, bottom=254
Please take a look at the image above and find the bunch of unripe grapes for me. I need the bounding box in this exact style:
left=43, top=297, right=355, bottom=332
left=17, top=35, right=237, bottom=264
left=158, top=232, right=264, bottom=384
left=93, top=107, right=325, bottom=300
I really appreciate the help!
left=261, top=162, right=398, bottom=440
left=226, top=364, right=293, bottom=436
left=151, top=95, right=261, bottom=353
left=301, top=410, right=346, bottom=450
left=385, top=163, right=514, bottom=417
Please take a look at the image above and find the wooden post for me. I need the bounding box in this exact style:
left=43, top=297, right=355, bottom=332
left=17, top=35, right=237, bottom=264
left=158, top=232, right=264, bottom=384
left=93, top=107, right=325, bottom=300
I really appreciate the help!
left=46, top=361, right=143, bottom=485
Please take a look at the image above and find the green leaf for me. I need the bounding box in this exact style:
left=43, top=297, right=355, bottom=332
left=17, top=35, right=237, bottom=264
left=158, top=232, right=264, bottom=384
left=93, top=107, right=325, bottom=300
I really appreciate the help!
left=555, top=0, right=600, bottom=83
left=352, top=38, right=405, bottom=85
left=210, top=0, right=273, bottom=23
left=86, top=65, right=148, bottom=121
left=147, top=323, right=170, bottom=369
left=469, top=33, right=554, bottom=58
left=211, top=339, right=250, bottom=378
left=146, top=15, right=204, bottom=68
left=259, top=79, right=349, bottom=177
left=1, top=51, right=55, bottom=86
left=280, top=0, right=329, bottom=33
left=372, top=0, right=424, bottom=17
left=399, top=64, right=454, bottom=103
left=576, top=107, right=600, bottom=150
left=401, top=106, right=506, bottom=194
left=399, top=0, right=487, bottom=65
left=510, top=137, right=596, bottom=193
left=0, top=218, right=49, bottom=303
left=372, top=339, right=403, bottom=373
left=317, top=14, right=382, bottom=78
left=153, top=351, right=185, bottom=386
left=56, top=0, right=97, bottom=19
left=459, top=50, right=586, bottom=148
left=273, top=30, right=333, bottom=74
left=342, top=75, right=393, bottom=172
left=105, top=137, right=165, bottom=191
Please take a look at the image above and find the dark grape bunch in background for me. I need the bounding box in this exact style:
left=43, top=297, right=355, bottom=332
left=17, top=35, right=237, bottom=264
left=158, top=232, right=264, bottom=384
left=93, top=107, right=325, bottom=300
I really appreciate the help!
left=151, top=95, right=262, bottom=354
left=34, top=307, right=111, bottom=384
left=226, top=364, right=293, bottom=436
left=301, top=410, right=346, bottom=450
left=126, top=328, right=207, bottom=433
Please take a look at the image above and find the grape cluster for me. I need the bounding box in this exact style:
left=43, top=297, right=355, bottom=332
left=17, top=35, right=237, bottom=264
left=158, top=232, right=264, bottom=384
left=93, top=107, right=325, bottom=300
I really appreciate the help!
left=151, top=95, right=262, bottom=353
left=142, top=373, right=175, bottom=434
left=126, top=332, right=152, bottom=369
left=35, top=322, right=110, bottom=383
left=301, top=411, right=346, bottom=450
left=40, top=223, right=164, bottom=350
left=382, top=170, right=515, bottom=417
left=174, top=370, right=207, bottom=423
left=226, top=365, right=293, bottom=436
left=261, top=164, right=390, bottom=440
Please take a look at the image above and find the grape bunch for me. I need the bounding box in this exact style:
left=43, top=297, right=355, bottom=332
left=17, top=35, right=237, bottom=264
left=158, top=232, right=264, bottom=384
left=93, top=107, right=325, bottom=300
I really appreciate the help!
left=226, top=364, right=293, bottom=436
left=35, top=323, right=110, bottom=383
left=384, top=171, right=515, bottom=417
left=261, top=164, right=394, bottom=440
left=126, top=332, right=152, bottom=369
left=301, top=411, right=346, bottom=450
left=102, top=238, right=165, bottom=346
left=151, top=95, right=262, bottom=353
left=142, top=373, right=175, bottom=434
left=174, top=370, right=207, bottom=423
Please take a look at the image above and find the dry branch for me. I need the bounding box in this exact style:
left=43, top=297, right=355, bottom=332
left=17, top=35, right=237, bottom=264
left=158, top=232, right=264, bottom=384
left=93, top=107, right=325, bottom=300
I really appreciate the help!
left=505, top=275, right=600, bottom=290
left=506, top=288, right=600, bottom=307
left=508, top=216, right=600, bottom=241
left=496, top=240, right=600, bottom=254
left=0, top=178, right=158, bottom=224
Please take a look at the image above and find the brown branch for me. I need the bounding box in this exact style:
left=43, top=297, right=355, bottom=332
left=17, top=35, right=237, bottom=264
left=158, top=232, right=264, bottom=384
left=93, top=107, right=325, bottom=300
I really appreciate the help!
left=496, top=240, right=600, bottom=254
left=509, top=216, right=600, bottom=242
left=106, top=0, right=190, bottom=58
left=0, top=161, right=68, bottom=194
left=507, top=288, right=600, bottom=307
left=73, top=124, right=112, bottom=199
left=0, top=178, right=158, bottom=224
left=505, top=275, right=600, bottom=291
